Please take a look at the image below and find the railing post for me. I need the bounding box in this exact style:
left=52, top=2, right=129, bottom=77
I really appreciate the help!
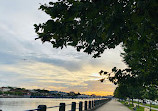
left=92, top=101, right=94, bottom=108
left=98, top=100, right=100, bottom=105
left=37, top=105, right=47, bottom=111
left=84, top=101, right=87, bottom=110
left=59, top=103, right=65, bottom=111
left=89, top=101, right=92, bottom=109
left=94, top=100, right=96, bottom=107
left=79, top=101, right=83, bottom=111
left=71, top=102, right=76, bottom=111
left=96, top=100, right=98, bottom=106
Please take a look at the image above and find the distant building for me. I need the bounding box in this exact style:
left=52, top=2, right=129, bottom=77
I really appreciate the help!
left=91, top=94, right=96, bottom=97
left=58, top=92, right=68, bottom=96
left=69, top=91, right=75, bottom=96
left=77, top=94, right=90, bottom=98
left=23, top=93, right=31, bottom=98
left=0, top=87, right=11, bottom=92
left=29, top=90, right=38, bottom=93
left=49, top=91, right=59, bottom=94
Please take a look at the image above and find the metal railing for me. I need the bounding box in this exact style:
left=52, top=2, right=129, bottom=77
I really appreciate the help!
left=24, top=98, right=111, bottom=111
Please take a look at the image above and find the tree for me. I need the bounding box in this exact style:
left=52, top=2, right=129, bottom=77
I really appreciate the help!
left=0, top=91, right=2, bottom=95
left=142, top=85, right=158, bottom=110
left=121, top=37, right=158, bottom=85
left=34, top=0, right=158, bottom=86
left=113, top=84, right=129, bottom=100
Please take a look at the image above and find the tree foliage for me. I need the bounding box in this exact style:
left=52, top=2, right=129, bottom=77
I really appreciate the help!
left=35, top=0, right=158, bottom=86
left=114, top=83, right=149, bottom=102
left=142, top=85, right=158, bottom=101
left=114, top=84, right=128, bottom=99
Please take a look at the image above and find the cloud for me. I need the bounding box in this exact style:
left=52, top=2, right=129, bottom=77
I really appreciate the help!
left=0, top=61, right=116, bottom=95
left=65, top=80, right=116, bottom=95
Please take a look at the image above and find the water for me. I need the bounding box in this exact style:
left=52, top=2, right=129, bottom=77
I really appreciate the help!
left=0, top=98, right=97, bottom=111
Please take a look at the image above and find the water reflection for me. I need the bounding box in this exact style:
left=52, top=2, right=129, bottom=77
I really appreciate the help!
left=0, top=98, right=97, bottom=111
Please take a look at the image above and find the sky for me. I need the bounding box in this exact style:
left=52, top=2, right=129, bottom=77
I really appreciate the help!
left=0, top=0, right=127, bottom=96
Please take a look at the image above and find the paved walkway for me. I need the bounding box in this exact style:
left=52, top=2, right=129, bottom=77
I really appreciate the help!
left=94, top=99, right=131, bottom=111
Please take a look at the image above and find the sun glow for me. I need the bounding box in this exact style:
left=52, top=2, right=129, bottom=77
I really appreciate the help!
left=83, top=91, right=113, bottom=96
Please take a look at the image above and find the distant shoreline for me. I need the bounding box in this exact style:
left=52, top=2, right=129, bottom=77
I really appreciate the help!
left=0, top=96, right=106, bottom=99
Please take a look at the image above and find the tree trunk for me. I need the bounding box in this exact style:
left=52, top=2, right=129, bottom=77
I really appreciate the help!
left=138, top=99, right=139, bottom=108
left=150, top=102, right=151, bottom=111
left=132, top=98, right=133, bottom=105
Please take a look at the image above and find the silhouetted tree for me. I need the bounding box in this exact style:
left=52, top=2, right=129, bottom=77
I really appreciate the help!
left=34, top=0, right=158, bottom=86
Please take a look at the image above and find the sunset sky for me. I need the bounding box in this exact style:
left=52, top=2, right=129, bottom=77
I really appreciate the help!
left=0, top=0, right=127, bottom=96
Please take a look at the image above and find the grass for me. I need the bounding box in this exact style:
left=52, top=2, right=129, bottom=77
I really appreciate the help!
left=135, top=106, right=145, bottom=111
left=119, top=101, right=133, bottom=110
left=119, top=100, right=157, bottom=111
left=131, top=101, right=158, bottom=109
left=145, top=104, right=158, bottom=109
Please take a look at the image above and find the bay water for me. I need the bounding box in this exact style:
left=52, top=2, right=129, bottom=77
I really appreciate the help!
left=0, top=98, right=97, bottom=111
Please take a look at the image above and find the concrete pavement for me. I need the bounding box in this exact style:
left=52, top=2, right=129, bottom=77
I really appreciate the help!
left=94, top=99, right=131, bottom=111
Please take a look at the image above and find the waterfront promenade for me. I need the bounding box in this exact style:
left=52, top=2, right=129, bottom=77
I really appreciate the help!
left=94, top=99, right=131, bottom=111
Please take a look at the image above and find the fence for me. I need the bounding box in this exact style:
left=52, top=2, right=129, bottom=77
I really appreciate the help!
left=24, top=98, right=111, bottom=111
